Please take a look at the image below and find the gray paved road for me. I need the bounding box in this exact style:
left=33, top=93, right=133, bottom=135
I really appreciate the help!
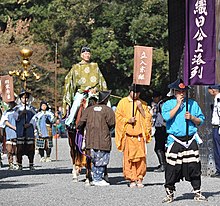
left=0, top=138, right=219, bottom=206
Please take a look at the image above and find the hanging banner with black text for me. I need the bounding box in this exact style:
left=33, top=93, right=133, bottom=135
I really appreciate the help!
left=133, top=46, right=153, bottom=86
left=0, top=75, right=15, bottom=102
left=184, top=0, right=216, bottom=85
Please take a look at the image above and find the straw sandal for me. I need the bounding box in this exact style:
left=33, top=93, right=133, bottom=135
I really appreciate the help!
left=137, top=179, right=144, bottom=188
left=130, top=182, right=137, bottom=188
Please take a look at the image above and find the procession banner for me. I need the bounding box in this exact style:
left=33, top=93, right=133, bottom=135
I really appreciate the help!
left=0, top=75, right=15, bottom=102
left=133, top=46, right=153, bottom=85
left=184, top=0, right=216, bottom=85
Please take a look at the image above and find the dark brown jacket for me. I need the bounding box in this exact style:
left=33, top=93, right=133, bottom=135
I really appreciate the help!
left=77, top=104, right=115, bottom=151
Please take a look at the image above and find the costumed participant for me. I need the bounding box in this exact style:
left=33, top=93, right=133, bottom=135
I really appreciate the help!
left=161, top=78, right=206, bottom=203
left=115, top=84, right=152, bottom=188
left=0, top=102, right=4, bottom=168
left=62, top=45, right=108, bottom=180
left=77, top=90, right=115, bottom=186
left=0, top=100, right=8, bottom=166
left=63, top=46, right=108, bottom=127
left=14, top=89, right=36, bottom=170
left=151, top=91, right=167, bottom=172
left=0, top=101, right=18, bottom=170
left=208, top=85, right=220, bottom=178
left=32, top=101, right=58, bottom=162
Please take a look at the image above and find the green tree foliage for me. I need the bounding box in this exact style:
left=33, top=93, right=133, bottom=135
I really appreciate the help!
left=0, top=0, right=169, bottom=107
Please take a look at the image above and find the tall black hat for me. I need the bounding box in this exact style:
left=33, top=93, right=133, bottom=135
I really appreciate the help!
left=81, top=46, right=90, bottom=53
left=98, top=90, right=111, bottom=104
left=168, top=79, right=189, bottom=91
left=18, top=88, right=31, bottom=98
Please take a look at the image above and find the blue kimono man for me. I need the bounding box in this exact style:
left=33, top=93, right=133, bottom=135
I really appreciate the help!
left=0, top=101, right=18, bottom=170
left=14, top=89, right=36, bottom=170
left=161, top=79, right=206, bottom=203
left=32, top=101, right=57, bottom=162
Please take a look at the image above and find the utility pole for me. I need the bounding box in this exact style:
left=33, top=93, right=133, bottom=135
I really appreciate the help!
left=55, top=42, right=58, bottom=161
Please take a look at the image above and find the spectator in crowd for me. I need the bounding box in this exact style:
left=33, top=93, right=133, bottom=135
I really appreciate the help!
left=208, top=85, right=220, bottom=178
left=52, top=118, right=67, bottom=138
left=151, top=91, right=167, bottom=172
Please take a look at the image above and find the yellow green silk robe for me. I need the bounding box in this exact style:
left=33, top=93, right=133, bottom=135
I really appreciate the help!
left=62, top=62, right=107, bottom=116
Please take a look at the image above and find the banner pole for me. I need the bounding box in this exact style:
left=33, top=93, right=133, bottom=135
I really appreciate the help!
left=186, top=0, right=190, bottom=144
left=186, top=89, right=189, bottom=144
left=55, top=42, right=58, bottom=161
left=132, top=84, right=136, bottom=128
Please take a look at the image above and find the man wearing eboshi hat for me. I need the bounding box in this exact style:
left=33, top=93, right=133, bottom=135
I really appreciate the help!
left=63, top=46, right=108, bottom=127
left=62, top=46, right=109, bottom=180
left=161, top=78, right=206, bottom=202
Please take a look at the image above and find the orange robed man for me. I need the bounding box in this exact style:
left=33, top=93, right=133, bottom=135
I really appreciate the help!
left=115, top=84, right=152, bottom=188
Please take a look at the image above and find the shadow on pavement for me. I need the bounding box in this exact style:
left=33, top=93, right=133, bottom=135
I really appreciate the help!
left=107, top=167, right=123, bottom=174
left=0, top=167, right=72, bottom=180
left=147, top=166, right=159, bottom=172
left=171, top=190, right=220, bottom=202
left=109, top=176, right=128, bottom=185
left=0, top=180, right=42, bottom=190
